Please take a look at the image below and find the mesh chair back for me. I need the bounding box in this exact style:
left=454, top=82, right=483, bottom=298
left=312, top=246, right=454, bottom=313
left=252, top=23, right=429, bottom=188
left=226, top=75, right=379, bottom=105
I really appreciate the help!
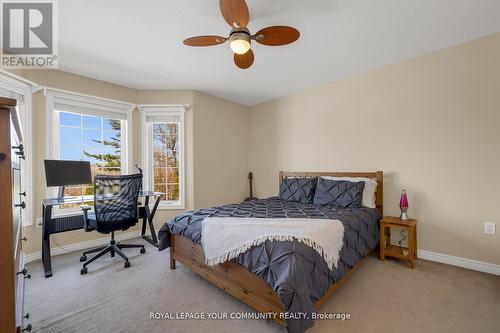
left=93, top=174, right=143, bottom=230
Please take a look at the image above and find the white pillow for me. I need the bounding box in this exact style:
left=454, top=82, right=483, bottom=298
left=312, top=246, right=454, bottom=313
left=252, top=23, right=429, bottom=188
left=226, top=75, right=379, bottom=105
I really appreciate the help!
left=320, top=176, right=378, bottom=208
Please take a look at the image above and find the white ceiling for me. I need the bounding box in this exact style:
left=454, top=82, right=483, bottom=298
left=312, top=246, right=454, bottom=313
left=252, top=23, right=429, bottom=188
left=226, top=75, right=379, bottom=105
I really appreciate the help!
left=59, top=0, right=500, bottom=106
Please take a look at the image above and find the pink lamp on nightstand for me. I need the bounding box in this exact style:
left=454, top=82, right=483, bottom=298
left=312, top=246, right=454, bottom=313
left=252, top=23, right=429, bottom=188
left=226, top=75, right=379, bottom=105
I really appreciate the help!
left=400, top=189, right=409, bottom=220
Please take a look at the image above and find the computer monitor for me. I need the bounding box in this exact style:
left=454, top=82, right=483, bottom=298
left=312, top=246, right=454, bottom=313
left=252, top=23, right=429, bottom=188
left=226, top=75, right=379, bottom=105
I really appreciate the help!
left=44, top=160, right=92, bottom=198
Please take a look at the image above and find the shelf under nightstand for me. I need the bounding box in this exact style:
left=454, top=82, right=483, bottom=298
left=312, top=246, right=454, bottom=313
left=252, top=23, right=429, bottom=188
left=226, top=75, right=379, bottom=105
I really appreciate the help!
left=379, top=216, right=417, bottom=268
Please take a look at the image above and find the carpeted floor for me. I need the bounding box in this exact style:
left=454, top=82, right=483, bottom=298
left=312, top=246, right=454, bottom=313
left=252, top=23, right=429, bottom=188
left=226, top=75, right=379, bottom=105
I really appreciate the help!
left=25, top=239, right=500, bottom=333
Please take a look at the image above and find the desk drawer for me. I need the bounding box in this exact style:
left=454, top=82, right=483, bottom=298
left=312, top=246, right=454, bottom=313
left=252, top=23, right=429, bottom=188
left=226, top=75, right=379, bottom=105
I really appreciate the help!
left=49, top=214, right=85, bottom=233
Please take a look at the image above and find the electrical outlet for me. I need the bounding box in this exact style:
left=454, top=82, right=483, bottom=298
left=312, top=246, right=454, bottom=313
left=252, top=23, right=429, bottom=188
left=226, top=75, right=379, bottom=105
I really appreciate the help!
left=484, top=222, right=496, bottom=235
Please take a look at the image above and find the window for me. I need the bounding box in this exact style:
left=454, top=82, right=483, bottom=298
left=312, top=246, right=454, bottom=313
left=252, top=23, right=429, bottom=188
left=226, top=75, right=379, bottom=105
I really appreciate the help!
left=58, top=111, right=124, bottom=197
left=140, top=105, right=185, bottom=209
left=45, top=88, right=135, bottom=212
left=152, top=122, right=180, bottom=201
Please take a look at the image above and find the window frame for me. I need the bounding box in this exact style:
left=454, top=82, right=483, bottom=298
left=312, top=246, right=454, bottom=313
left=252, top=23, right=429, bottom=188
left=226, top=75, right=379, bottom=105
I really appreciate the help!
left=139, top=105, right=186, bottom=210
left=45, top=88, right=135, bottom=215
left=0, top=70, right=36, bottom=226
left=57, top=111, right=126, bottom=196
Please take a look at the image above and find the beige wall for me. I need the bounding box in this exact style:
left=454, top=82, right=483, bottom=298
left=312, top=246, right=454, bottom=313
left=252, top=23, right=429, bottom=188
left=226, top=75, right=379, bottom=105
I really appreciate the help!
left=249, top=33, right=500, bottom=265
left=192, top=91, right=249, bottom=209
left=9, top=72, right=250, bottom=255
left=9, top=69, right=138, bottom=103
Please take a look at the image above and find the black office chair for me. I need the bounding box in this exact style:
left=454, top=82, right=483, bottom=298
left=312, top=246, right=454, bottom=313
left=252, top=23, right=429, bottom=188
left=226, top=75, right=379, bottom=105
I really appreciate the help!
left=79, top=174, right=145, bottom=275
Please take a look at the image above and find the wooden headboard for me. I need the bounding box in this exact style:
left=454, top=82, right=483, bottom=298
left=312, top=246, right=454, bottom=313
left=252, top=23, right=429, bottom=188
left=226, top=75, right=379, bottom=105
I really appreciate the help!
left=279, top=171, right=384, bottom=216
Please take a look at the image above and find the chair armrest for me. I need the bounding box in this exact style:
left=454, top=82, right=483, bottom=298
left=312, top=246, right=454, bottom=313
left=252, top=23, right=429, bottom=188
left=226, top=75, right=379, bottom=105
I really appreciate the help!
left=138, top=205, right=147, bottom=219
left=80, top=205, right=93, bottom=232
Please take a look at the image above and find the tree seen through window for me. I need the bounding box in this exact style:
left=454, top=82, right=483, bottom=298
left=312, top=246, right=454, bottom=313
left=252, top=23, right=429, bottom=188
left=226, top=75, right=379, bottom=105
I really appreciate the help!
left=152, top=122, right=179, bottom=201
left=59, top=112, right=122, bottom=199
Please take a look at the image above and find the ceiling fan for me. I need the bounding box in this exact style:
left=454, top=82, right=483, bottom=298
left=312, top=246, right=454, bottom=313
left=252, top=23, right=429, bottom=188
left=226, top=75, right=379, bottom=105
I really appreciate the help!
left=183, top=0, right=300, bottom=69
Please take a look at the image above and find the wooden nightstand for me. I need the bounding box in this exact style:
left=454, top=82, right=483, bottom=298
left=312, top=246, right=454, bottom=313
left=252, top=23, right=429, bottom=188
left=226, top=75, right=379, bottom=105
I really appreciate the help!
left=379, top=216, right=417, bottom=268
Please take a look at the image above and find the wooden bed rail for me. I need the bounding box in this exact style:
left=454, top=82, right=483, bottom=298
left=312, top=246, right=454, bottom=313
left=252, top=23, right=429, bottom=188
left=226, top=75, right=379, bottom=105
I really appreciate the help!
left=170, top=234, right=373, bottom=326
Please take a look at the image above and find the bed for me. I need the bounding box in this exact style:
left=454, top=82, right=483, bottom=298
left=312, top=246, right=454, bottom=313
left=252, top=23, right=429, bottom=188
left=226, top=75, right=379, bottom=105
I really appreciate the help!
left=158, top=171, right=383, bottom=333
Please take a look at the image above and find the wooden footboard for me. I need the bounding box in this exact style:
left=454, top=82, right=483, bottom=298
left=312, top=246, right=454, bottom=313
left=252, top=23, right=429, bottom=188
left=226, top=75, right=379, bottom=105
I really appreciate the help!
left=170, top=234, right=285, bottom=324
left=170, top=234, right=372, bottom=326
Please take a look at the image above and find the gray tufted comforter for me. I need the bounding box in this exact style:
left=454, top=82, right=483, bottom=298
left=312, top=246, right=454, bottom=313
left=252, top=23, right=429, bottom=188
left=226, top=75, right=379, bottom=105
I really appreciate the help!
left=158, top=197, right=380, bottom=333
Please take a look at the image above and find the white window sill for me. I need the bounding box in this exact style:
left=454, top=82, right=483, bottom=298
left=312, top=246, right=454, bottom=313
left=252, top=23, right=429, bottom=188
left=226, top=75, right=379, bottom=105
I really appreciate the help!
left=155, top=202, right=185, bottom=211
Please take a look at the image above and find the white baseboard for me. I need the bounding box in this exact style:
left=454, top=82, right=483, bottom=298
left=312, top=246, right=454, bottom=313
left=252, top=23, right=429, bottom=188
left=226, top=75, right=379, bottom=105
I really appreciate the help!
left=25, top=231, right=142, bottom=264
left=417, top=249, right=500, bottom=276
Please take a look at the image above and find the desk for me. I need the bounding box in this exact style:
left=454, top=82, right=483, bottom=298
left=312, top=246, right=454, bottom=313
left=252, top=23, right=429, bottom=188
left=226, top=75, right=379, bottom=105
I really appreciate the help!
left=42, top=191, right=162, bottom=278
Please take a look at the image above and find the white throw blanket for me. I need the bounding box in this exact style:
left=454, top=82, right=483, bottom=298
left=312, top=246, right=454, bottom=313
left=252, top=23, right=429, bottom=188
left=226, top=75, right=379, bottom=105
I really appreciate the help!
left=201, top=217, right=345, bottom=270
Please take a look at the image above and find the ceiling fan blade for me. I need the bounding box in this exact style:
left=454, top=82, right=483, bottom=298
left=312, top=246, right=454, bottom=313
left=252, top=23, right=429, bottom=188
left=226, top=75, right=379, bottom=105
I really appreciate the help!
left=183, top=35, right=227, bottom=47
left=220, top=0, right=249, bottom=28
left=253, top=26, right=300, bottom=46
left=234, top=49, right=254, bottom=69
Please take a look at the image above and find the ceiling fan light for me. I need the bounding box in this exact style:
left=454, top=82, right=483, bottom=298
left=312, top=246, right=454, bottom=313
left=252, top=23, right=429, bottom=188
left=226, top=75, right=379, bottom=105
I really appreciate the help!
left=229, top=33, right=251, bottom=55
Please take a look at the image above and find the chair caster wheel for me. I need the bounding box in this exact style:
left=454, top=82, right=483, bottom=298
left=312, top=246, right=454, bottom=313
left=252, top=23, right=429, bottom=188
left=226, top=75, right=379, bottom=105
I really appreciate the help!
left=80, top=255, right=87, bottom=262
left=80, top=267, right=88, bottom=275
left=124, top=261, right=131, bottom=268
left=140, top=248, right=146, bottom=254
left=110, top=252, right=115, bottom=257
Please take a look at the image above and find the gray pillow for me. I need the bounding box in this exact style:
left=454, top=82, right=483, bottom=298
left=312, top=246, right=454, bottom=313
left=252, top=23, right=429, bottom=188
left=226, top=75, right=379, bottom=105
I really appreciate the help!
left=279, top=177, right=318, bottom=203
left=313, top=178, right=365, bottom=208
